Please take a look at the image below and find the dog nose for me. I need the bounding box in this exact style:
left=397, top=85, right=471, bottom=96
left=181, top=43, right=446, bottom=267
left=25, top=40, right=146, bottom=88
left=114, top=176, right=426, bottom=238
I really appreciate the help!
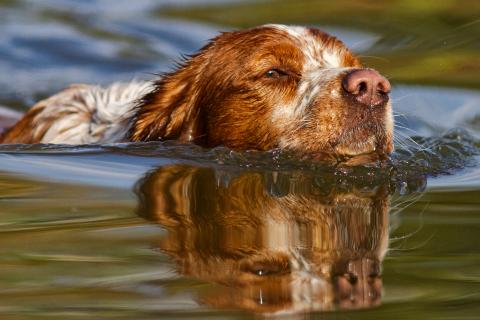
left=342, top=69, right=391, bottom=107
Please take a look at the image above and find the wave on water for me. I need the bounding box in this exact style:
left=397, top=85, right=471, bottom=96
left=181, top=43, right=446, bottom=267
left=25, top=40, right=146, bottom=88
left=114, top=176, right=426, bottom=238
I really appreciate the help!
left=0, top=128, right=477, bottom=195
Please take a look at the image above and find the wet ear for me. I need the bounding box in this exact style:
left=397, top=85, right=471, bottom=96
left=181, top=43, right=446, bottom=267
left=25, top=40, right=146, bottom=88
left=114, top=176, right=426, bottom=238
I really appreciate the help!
left=129, top=63, right=204, bottom=142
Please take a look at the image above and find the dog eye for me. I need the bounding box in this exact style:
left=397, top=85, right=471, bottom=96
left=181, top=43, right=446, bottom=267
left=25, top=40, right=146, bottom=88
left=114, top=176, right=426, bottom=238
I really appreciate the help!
left=265, top=69, right=288, bottom=79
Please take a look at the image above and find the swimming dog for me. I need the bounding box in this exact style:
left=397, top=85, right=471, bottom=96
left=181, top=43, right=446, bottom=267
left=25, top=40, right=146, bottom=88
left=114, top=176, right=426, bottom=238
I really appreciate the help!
left=0, top=25, right=392, bottom=162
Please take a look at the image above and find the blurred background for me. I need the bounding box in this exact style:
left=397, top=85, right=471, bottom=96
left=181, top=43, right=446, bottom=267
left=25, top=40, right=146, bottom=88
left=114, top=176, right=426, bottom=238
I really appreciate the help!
left=1, top=0, right=479, bottom=109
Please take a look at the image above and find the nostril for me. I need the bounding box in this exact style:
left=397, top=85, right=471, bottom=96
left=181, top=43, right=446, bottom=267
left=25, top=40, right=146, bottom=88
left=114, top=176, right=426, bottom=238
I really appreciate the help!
left=377, top=78, right=391, bottom=94
left=357, top=81, right=368, bottom=94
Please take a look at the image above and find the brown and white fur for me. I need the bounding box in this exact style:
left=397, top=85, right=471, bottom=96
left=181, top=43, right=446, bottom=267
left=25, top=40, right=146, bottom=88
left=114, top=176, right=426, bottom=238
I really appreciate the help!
left=0, top=24, right=393, bottom=162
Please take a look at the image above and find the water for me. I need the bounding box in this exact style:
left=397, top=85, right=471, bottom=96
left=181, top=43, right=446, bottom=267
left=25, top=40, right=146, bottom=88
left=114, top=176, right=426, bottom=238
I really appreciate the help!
left=0, top=0, right=479, bottom=318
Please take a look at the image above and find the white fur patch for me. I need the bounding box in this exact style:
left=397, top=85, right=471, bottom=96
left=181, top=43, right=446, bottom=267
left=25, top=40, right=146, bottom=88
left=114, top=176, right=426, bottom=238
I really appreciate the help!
left=321, top=50, right=341, bottom=68
left=267, top=24, right=344, bottom=70
left=267, top=25, right=352, bottom=145
left=31, top=81, right=154, bottom=144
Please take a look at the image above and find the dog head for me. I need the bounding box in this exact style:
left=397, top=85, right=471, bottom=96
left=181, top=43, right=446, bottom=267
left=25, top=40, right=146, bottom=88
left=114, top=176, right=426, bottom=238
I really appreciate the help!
left=131, top=25, right=393, bottom=162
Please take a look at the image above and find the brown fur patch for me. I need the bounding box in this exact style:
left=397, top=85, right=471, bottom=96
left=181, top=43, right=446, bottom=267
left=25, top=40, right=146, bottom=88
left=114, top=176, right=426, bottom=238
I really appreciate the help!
left=129, top=27, right=306, bottom=149
left=1, top=105, right=46, bottom=143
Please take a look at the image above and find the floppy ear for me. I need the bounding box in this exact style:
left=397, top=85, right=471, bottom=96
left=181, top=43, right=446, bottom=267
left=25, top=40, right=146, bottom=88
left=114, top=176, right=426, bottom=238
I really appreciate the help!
left=129, top=53, right=208, bottom=143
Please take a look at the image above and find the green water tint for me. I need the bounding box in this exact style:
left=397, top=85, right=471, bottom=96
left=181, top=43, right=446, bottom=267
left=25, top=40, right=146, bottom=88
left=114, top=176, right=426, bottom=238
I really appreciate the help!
left=0, top=133, right=477, bottom=317
left=0, top=146, right=478, bottom=318
left=161, top=0, right=480, bottom=90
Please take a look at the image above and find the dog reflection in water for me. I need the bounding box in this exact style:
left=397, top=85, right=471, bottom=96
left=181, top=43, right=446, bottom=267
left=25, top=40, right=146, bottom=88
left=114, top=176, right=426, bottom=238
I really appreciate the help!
left=136, top=165, right=390, bottom=315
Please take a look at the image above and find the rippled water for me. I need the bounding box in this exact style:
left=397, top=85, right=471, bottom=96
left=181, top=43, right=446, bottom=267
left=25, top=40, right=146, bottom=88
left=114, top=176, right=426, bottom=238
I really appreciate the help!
left=0, top=0, right=479, bottom=319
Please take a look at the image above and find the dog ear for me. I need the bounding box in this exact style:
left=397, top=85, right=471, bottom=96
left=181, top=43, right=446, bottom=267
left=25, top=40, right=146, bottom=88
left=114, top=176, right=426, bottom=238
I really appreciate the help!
left=129, top=52, right=209, bottom=143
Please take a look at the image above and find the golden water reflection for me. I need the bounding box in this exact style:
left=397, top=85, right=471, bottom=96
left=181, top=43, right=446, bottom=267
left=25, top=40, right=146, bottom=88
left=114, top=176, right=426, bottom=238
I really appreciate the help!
left=136, top=165, right=391, bottom=314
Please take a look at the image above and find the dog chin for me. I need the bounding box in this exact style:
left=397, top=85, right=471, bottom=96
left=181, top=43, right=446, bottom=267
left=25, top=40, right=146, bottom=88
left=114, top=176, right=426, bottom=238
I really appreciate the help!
left=334, top=135, right=377, bottom=157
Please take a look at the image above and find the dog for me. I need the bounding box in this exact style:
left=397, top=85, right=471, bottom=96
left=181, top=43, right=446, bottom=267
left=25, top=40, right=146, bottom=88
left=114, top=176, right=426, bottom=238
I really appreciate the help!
left=0, top=25, right=392, bottom=163
left=136, top=164, right=390, bottom=314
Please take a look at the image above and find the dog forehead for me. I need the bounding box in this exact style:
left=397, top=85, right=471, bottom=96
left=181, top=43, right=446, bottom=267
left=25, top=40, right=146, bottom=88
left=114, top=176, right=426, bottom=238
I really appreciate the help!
left=211, top=27, right=304, bottom=71
left=264, top=24, right=346, bottom=70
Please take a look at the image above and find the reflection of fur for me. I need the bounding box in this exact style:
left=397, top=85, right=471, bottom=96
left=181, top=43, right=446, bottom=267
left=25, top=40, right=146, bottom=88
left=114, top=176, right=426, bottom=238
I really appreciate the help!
left=136, top=165, right=391, bottom=314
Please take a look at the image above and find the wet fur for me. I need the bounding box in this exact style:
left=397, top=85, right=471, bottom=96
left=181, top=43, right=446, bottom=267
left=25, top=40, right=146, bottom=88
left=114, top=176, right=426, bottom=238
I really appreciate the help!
left=0, top=25, right=393, bottom=159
